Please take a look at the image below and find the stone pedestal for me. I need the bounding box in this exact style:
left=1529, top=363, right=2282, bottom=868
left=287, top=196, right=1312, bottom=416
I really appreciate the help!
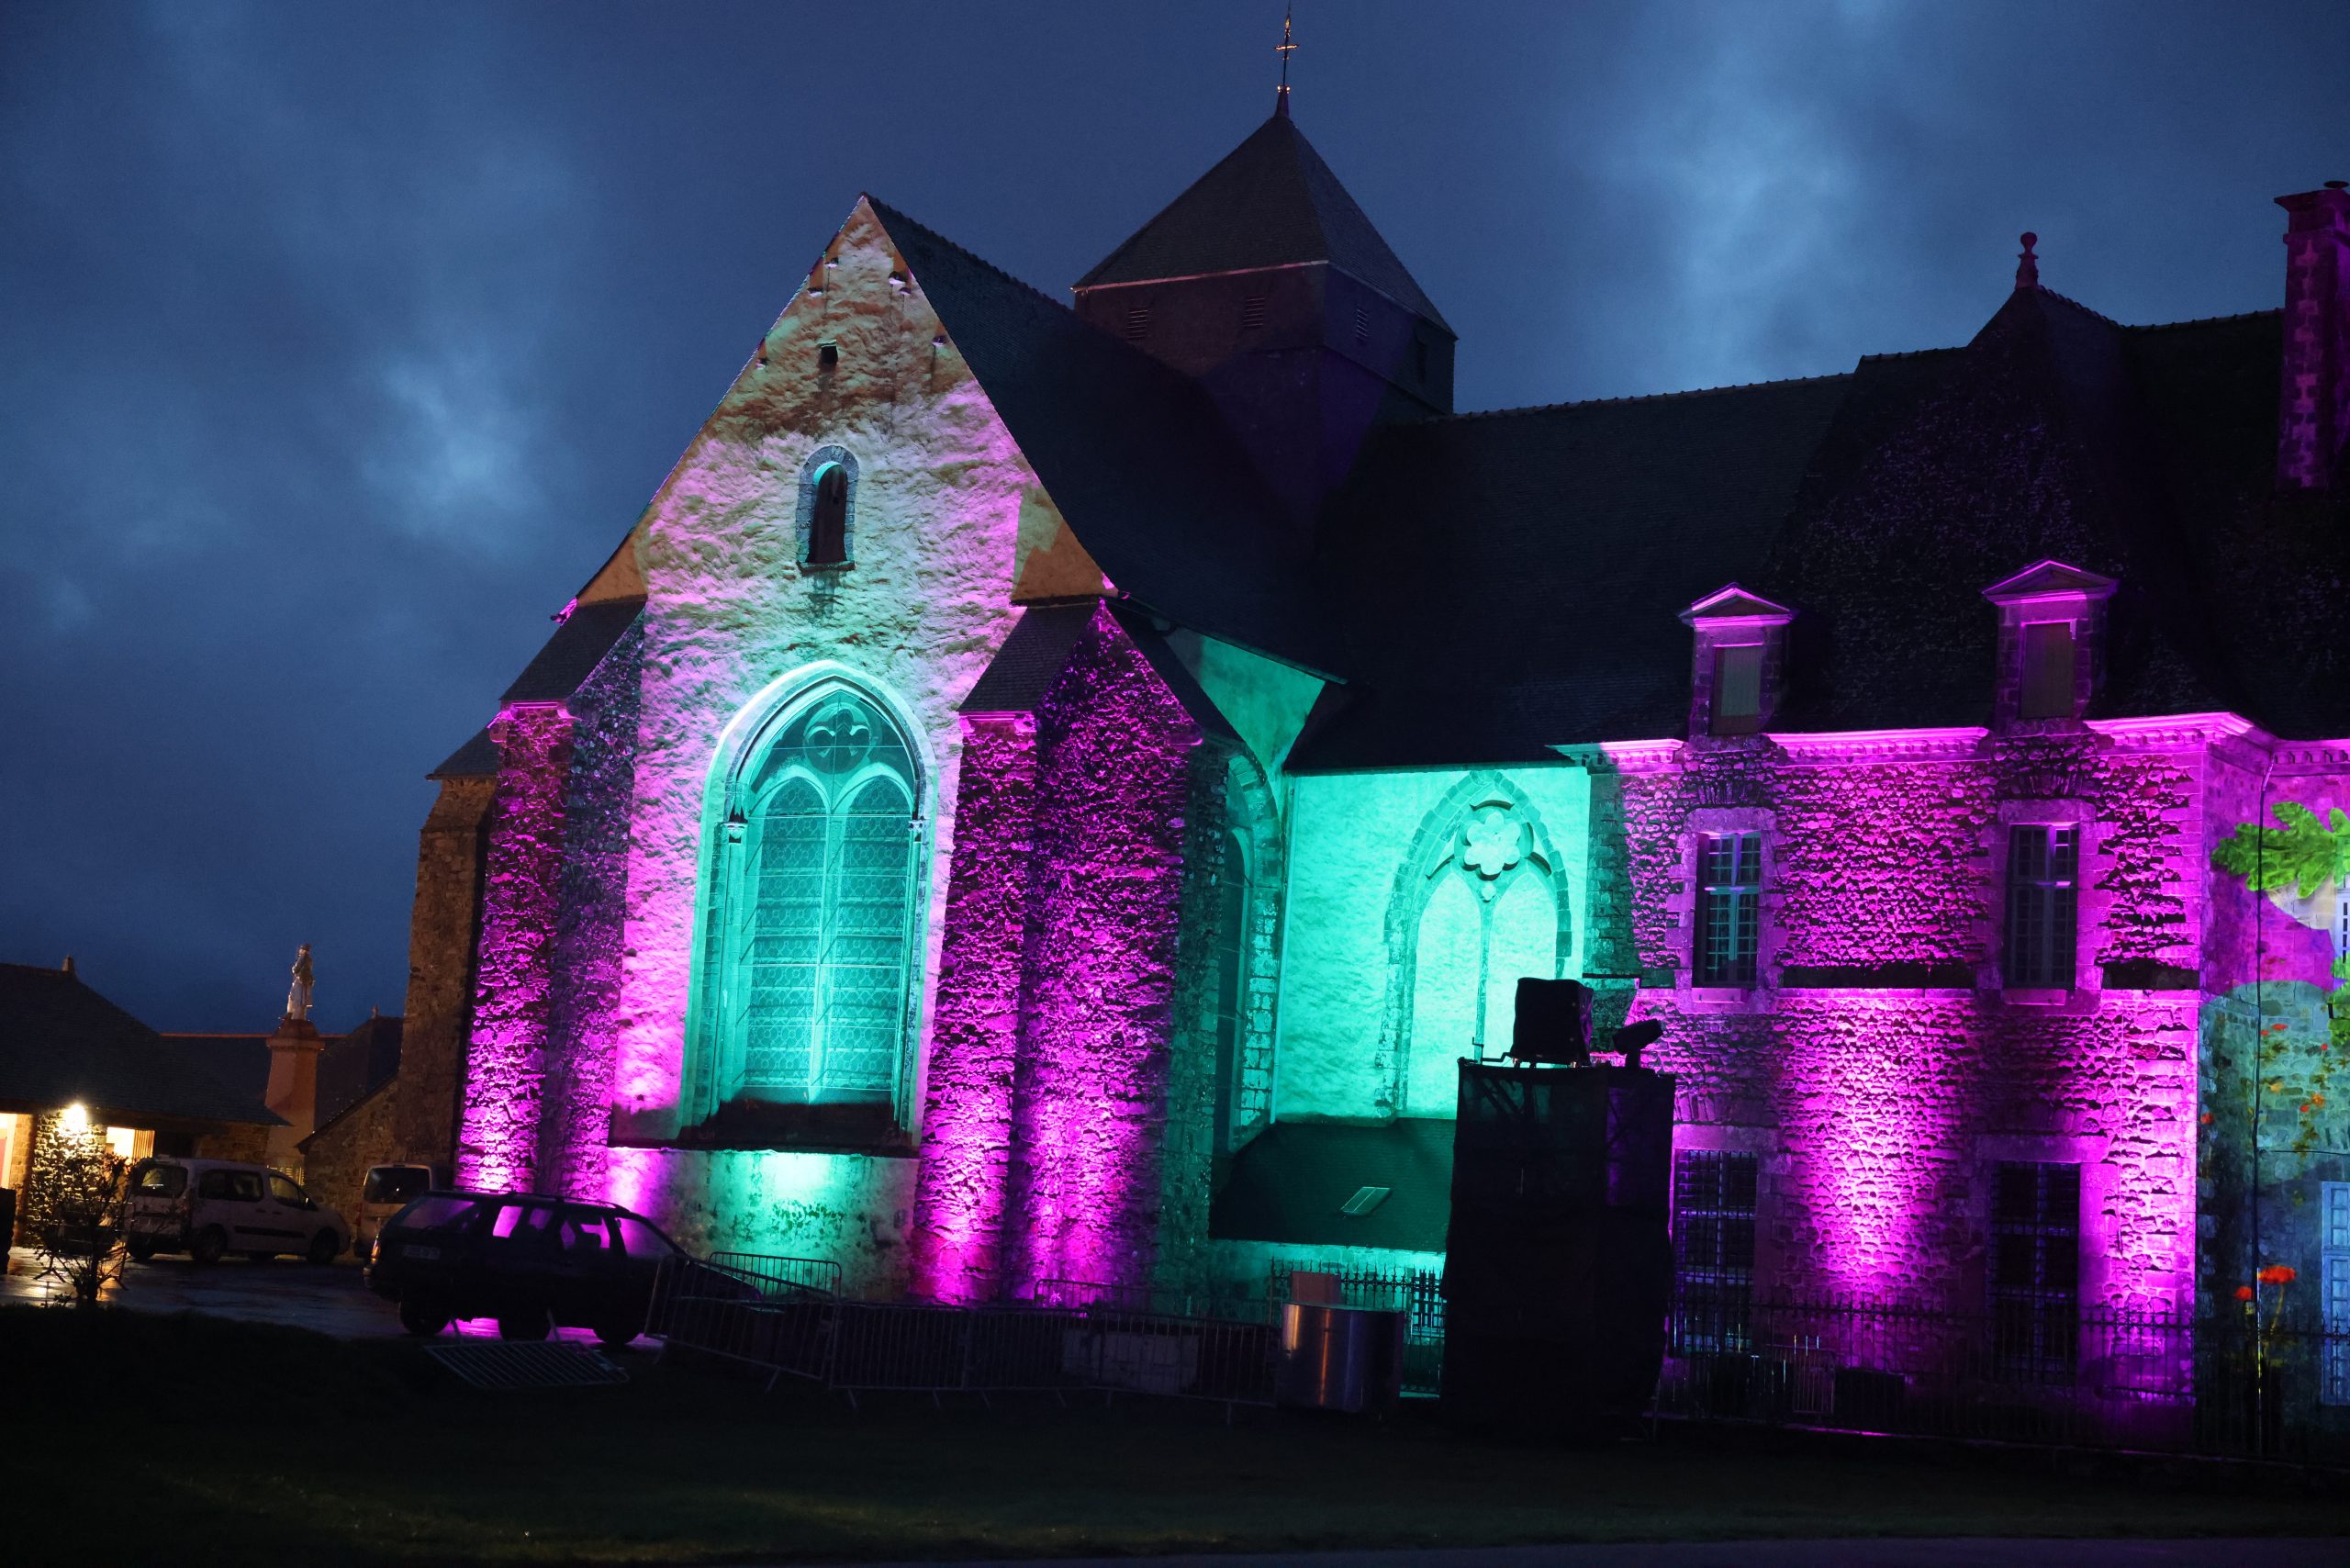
left=263, top=1017, right=324, bottom=1176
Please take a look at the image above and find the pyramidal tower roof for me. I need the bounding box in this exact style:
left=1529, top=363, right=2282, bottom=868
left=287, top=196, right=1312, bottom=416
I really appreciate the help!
left=1075, top=114, right=1449, bottom=332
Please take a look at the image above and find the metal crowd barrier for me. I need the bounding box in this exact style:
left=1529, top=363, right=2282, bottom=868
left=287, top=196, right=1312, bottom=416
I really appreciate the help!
left=650, top=1252, right=1277, bottom=1410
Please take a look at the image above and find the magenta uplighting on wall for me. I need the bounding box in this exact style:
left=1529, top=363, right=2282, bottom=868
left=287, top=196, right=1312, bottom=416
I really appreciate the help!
left=458, top=702, right=574, bottom=1193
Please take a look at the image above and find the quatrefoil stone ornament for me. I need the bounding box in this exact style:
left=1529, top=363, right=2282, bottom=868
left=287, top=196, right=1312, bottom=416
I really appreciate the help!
left=1462, top=810, right=1522, bottom=880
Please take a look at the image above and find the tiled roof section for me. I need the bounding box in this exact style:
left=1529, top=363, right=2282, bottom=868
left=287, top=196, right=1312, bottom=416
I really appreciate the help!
left=1295, top=375, right=1853, bottom=767
left=1763, top=286, right=2235, bottom=731
left=501, top=597, right=645, bottom=704
left=2, top=966, right=281, bottom=1126
left=1076, top=114, right=1449, bottom=330
left=163, top=1033, right=272, bottom=1108
left=1209, top=1117, right=1454, bottom=1253
left=319, top=1014, right=402, bottom=1126
left=959, top=601, right=1241, bottom=745
left=959, top=602, right=1098, bottom=713
left=430, top=727, right=498, bottom=779
left=872, top=198, right=1340, bottom=674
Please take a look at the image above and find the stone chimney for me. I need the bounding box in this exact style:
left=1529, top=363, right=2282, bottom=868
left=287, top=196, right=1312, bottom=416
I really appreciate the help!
left=2277, top=183, right=2350, bottom=490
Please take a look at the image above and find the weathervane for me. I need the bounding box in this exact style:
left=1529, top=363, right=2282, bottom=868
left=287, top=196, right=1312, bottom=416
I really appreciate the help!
left=1274, top=6, right=1295, bottom=118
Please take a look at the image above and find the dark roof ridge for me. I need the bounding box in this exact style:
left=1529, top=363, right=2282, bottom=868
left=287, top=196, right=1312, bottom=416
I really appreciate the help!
left=865, top=192, right=1076, bottom=326
left=2124, top=306, right=2282, bottom=334
left=2033, top=286, right=2125, bottom=330
left=1436, top=369, right=1855, bottom=425
left=1857, top=345, right=1966, bottom=364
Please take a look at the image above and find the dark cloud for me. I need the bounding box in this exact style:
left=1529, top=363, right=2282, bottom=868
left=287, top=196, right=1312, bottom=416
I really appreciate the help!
left=3, top=0, right=2344, bottom=1029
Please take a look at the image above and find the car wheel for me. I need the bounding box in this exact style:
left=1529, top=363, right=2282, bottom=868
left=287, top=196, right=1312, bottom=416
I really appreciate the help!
left=189, top=1226, right=228, bottom=1265
left=126, top=1238, right=157, bottom=1263
left=398, top=1296, right=453, bottom=1338
left=305, top=1230, right=341, bottom=1265
left=593, top=1315, right=644, bottom=1349
left=497, top=1305, right=552, bottom=1342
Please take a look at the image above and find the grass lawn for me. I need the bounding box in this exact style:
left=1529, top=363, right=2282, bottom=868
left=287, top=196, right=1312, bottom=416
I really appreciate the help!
left=5, top=1305, right=2342, bottom=1566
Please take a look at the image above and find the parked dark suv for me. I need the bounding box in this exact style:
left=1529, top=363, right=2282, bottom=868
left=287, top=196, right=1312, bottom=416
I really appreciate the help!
left=366, top=1191, right=683, bottom=1345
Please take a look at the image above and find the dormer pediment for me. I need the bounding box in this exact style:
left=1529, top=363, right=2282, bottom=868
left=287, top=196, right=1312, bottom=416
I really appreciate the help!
left=1680, top=583, right=1796, bottom=627
left=1981, top=559, right=2118, bottom=606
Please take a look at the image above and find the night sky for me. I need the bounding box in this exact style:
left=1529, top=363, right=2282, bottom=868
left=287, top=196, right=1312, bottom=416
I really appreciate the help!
left=4, top=2, right=2344, bottom=1033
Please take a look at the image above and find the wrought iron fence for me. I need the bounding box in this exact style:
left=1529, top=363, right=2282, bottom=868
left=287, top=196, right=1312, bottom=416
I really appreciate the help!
left=1657, top=1293, right=2350, bottom=1464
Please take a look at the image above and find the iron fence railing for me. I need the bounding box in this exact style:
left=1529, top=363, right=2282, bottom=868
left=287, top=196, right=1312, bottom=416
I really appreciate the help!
left=649, top=1253, right=2346, bottom=1459
left=1657, top=1294, right=2350, bottom=1464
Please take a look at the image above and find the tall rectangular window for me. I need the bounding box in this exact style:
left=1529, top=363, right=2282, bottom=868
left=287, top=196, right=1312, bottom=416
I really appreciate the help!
left=1710, top=644, right=1764, bottom=735
left=1695, top=834, right=1762, bottom=987
left=1989, top=1160, right=2079, bottom=1383
left=2322, top=1182, right=2349, bottom=1406
left=2020, top=621, right=2076, bottom=719
left=2005, top=825, right=2079, bottom=990
left=1673, top=1150, right=1759, bottom=1353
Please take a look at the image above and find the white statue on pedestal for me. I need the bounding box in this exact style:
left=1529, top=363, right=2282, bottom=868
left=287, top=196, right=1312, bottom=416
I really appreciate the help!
left=285, top=943, right=315, bottom=1024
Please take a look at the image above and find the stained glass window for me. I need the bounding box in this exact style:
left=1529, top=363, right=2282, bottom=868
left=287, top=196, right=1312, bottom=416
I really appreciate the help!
left=730, top=691, right=917, bottom=1104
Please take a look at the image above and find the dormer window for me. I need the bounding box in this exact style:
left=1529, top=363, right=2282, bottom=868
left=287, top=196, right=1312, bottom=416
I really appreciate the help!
left=2019, top=622, right=2076, bottom=719
left=1710, top=644, right=1764, bottom=735
left=1982, top=560, right=2116, bottom=727
left=1680, top=585, right=1796, bottom=742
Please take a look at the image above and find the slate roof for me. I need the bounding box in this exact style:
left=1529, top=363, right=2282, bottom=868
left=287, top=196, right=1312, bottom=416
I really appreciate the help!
left=873, top=198, right=1339, bottom=675
left=1299, top=375, right=1854, bottom=765
left=959, top=600, right=1240, bottom=744
left=0, top=965, right=280, bottom=1126
left=430, top=727, right=498, bottom=779
left=502, top=597, right=644, bottom=704
left=1210, top=1118, right=1454, bottom=1253
left=1293, top=287, right=2350, bottom=766
left=1076, top=113, right=1449, bottom=331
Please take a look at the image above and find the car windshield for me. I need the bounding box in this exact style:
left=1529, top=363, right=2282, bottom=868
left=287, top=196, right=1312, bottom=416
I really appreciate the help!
left=363, top=1167, right=431, bottom=1205
left=134, top=1163, right=185, bottom=1196
left=611, top=1214, right=679, bottom=1260
left=389, top=1194, right=487, bottom=1234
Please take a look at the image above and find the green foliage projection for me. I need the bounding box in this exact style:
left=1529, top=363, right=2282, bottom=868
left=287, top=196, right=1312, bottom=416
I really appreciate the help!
left=2210, top=802, right=2350, bottom=899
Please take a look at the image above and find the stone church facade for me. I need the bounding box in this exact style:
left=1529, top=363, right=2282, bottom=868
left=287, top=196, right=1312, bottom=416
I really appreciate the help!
left=383, top=108, right=2350, bottom=1408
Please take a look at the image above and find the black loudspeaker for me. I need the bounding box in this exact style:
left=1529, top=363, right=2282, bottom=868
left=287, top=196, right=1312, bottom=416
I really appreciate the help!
left=1508, top=978, right=1592, bottom=1065
left=1440, top=1058, right=1675, bottom=1436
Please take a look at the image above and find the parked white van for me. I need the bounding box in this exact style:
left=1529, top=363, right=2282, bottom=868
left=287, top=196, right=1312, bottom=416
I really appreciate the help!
left=127, top=1158, right=352, bottom=1265
left=352, top=1163, right=435, bottom=1264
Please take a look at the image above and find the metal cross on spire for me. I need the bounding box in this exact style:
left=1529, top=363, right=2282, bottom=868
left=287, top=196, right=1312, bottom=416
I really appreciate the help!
left=1274, top=6, right=1296, bottom=118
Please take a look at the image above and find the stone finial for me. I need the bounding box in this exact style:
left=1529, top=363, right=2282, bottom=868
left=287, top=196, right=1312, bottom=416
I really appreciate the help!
left=2016, top=232, right=2040, bottom=291
left=61, top=955, right=75, bottom=977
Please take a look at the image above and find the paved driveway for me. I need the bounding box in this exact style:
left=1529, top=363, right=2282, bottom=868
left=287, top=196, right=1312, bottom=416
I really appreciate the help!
left=1, top=1246, right=625, bottom=1344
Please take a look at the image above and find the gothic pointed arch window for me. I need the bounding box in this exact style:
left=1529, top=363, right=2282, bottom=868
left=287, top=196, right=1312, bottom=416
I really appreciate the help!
left=699, top=681, right=923, bottom=1117
left=1394, top=790, right=1565, bottom=1116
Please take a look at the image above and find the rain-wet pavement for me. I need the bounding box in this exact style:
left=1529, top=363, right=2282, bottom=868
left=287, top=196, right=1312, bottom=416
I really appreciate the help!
left=0, top=1247, right=627, bottom=1345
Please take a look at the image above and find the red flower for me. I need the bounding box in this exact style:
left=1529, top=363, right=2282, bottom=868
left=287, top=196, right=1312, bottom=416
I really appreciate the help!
left=2236, top=1285, right=2255, bottom=1301
left=2257, top=1264, right=2298, bottom=1285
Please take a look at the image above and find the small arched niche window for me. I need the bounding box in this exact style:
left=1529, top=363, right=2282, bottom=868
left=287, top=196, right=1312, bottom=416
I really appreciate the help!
left=797, top=446, right=859, bottom=567
left=703, top=683, right=922, bottom=1112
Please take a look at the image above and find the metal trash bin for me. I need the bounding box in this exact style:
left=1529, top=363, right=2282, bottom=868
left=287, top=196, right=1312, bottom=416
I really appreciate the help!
left=1274, top=1302, right=1406, bottom=1415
